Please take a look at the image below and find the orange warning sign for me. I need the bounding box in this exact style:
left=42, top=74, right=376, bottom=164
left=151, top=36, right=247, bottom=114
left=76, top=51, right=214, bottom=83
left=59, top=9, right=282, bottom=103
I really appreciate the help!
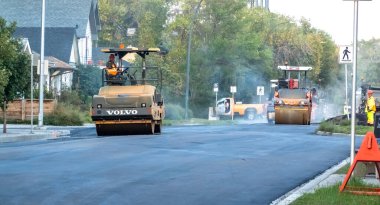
left=339, top=132, right=380, bottom=195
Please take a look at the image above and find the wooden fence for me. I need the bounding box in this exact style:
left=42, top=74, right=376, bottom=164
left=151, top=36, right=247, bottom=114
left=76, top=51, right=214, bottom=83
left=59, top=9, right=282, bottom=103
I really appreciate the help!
left=0, top=99, right=56, bottom=120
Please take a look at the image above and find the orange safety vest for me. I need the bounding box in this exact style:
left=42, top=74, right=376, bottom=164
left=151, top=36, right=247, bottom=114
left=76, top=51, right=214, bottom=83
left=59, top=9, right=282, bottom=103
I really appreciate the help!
left=106, top=62, right=118, bottom=76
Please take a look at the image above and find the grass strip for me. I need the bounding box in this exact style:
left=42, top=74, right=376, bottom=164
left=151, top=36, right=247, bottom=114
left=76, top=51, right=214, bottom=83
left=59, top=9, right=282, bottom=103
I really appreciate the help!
left=318, top=120, right=374, bottom=135
left=291, top=178, right=380, bottom=205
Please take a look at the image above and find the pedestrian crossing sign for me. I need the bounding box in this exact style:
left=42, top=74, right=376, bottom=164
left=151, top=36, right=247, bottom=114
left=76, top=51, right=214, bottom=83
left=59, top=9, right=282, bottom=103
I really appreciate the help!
left=339, top=45, right=353, bottom=64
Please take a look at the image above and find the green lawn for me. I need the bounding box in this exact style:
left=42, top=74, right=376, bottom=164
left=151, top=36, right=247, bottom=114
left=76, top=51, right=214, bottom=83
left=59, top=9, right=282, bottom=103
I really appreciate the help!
left=335, top=164, right=350, bottom=175
left=317, top=120, right=374, bottom=135
left=291, top=148, right=380, bottom=204
left=291, top=178, right=380, bottom=205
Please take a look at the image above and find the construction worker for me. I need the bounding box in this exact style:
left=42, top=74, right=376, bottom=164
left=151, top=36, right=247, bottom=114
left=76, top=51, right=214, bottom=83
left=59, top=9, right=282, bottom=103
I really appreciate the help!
left=274, top=87, right=279, bottom=98
left=365, top=90, right=376, bottom=126
left=106, top=54, right=118, bottom=76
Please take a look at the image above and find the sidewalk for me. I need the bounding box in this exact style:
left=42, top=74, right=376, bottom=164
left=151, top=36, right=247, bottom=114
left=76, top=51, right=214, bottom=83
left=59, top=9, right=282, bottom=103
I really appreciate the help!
left=0, top=124, right=71, bottom=143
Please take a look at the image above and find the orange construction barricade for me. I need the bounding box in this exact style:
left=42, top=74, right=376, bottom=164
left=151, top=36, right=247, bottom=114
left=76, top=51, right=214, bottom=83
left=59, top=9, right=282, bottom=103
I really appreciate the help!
left=339, top=132, right=380, bottom=195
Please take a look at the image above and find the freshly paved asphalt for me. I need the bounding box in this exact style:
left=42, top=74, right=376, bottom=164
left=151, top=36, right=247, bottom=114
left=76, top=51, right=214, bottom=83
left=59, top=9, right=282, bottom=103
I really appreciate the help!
left=0, top=123, right=357, bottom=205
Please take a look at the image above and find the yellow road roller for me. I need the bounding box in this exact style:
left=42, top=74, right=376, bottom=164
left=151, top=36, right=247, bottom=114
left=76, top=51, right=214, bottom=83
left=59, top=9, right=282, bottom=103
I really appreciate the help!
left=274, top=65, right=313, bottom=125
left=91, top=47, right=165, bottom=136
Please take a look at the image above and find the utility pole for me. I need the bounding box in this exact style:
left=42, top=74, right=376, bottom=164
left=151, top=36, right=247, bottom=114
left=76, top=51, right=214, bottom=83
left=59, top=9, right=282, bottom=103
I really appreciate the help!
left=38, top=0, right=46, bottom=127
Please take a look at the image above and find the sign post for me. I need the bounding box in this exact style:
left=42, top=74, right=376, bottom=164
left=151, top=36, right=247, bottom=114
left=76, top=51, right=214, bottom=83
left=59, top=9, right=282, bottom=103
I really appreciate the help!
left=257, top=86, right=264, bottom=103
left=339, top=45, right=353, bottom=119
left=339, top=45, right=353, bottom=64
left=230, top=86, right=237, bottom=120
left=213, top=83, right=218, bottom=108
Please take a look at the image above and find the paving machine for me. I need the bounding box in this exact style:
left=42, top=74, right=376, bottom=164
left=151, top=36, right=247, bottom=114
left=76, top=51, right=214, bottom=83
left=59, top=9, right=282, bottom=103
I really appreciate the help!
left=274, top=65, right=313, bottom=125
left=91, top=46, right=165, bottom=136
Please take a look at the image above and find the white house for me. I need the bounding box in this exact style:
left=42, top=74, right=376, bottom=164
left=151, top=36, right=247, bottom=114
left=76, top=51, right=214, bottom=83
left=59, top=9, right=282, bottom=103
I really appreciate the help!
left=0, top=0, right=101, bottom=95
left=0, top=0, right=100, bottom=65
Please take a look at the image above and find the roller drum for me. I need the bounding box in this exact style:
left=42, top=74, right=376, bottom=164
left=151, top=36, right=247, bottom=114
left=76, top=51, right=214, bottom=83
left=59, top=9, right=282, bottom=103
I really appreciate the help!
left=275, top=108, right=310, bottom=125
left=96, top=122, right=156, bottom=136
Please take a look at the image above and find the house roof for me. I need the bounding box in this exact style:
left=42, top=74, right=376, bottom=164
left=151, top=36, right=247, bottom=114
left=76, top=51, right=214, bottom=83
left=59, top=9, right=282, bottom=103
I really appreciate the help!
left=32, top=53, right=74, bottom=76
left=46, top=56, right=75, bottom=76
left=14, top=27, right=76, bottom=63
left=0, top=0, right=99, bottom=37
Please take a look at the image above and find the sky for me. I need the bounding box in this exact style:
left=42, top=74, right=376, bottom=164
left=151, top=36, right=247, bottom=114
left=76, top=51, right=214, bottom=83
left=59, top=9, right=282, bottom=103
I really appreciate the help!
left=269, top=0, right=380, bottom=45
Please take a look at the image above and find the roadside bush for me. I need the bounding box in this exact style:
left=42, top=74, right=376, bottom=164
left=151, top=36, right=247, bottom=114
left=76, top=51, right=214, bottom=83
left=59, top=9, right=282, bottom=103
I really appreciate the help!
left=55, top=90, right=92, bottom=124
left=318, top=121, right=335, bottom=133
left=58, top=90, right=90, bottom=112
left=165, top=103, right=193, bottom=120
left=318, top=119, right=373, bottom=135
left=338, top=119, right=351, bottom=126
left=44, top=103, right=84, bottom=126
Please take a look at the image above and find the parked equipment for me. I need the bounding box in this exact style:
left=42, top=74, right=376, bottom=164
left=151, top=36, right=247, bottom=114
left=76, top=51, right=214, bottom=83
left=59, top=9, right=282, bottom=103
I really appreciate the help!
left=274, top=65, right=313, bottom=125
left=91, top=47, right=165, bottom=136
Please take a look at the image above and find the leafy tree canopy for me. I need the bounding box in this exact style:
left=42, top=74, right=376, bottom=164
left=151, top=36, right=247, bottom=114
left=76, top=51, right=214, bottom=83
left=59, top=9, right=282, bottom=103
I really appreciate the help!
left=0, top=17, right=31, bottom=109
left=98, top=1, right=340, bottom=117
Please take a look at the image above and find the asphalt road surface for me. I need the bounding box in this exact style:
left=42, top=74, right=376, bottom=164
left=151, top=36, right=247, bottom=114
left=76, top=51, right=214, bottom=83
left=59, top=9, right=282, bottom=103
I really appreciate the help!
left=0, top=123, right=355, bottom=205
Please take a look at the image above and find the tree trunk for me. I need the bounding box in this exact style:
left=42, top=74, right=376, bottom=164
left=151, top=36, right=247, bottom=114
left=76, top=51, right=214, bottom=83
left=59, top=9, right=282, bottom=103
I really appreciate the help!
left=3, top=101, right=6, bottom=134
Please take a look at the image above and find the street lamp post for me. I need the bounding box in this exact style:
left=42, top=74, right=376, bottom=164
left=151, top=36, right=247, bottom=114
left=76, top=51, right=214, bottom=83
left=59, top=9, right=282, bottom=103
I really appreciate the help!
left=344, top=0, right=372, bottom=165
left=350, top=0, right=359, bottom=165
left=38, top=0, right=46, bottom=127
left=185, top=0, right=203, bottom=120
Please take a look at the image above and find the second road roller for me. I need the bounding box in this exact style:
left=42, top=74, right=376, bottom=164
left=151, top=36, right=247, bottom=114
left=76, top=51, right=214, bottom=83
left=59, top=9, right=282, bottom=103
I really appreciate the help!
left=91, top=46, right=166, bottom=136
left=273, top=64, right=314, bottom=125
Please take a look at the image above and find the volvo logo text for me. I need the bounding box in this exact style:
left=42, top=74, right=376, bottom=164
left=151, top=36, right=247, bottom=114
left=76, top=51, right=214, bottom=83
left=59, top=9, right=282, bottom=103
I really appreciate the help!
left=106, top=110, right=138, bottom=115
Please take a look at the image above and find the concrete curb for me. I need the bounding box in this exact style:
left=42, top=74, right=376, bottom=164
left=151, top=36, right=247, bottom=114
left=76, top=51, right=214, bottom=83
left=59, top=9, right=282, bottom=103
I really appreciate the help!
left=0, top=130, right=70, bottom=143
left=316, top=131, right=365, bottom=137
left=0, top=133, right=51, bottom=143
left=270, top=158, right=350, bottom=205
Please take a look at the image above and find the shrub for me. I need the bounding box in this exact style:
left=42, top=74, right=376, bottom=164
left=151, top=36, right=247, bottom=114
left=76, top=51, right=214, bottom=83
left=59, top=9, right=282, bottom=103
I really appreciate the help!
left=44, top=103, right=84, bottom=126
left=318, top=121, right=335, bottom=133
left=339, top=119, right=351, bottom=126
left=58, top=90, right=91, bottom=112
left=165, top=103, right=193, bottom=120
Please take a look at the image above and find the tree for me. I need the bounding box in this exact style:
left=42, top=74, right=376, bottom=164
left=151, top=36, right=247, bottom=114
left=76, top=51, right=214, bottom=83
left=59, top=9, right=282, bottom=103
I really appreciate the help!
left=98, top=0, right=169, bottom=47
left=0, top=17, right=31, bottom=133
left=358, top=38, right=380, bottom=86
left=73, top=64, right=103, bottom=102
left=0, top=70, right=10, bottom=103
left=97, top=1, right=340, bottom=118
